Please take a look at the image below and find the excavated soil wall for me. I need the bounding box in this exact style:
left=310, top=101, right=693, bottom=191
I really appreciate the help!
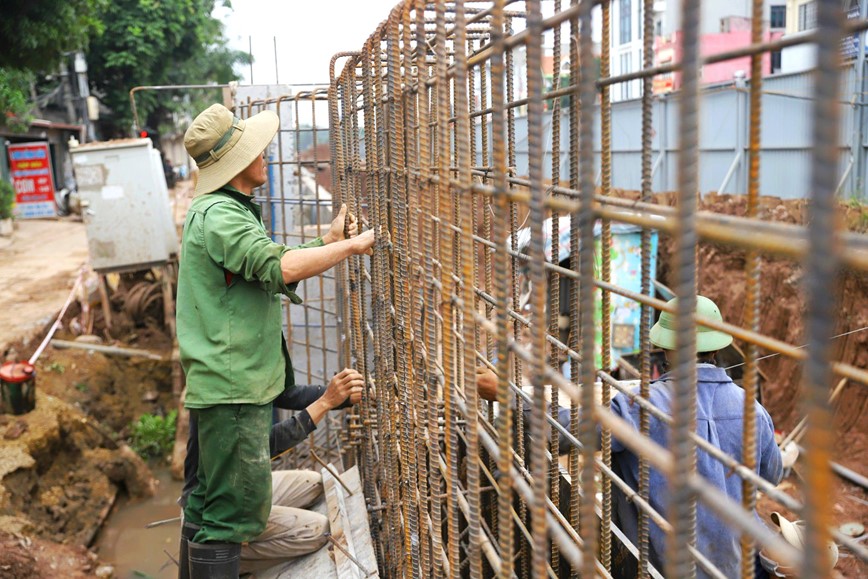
left=610, top=190, right=868, bottom=470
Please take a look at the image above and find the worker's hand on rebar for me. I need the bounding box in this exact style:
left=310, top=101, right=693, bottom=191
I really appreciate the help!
left=353, top=229, right=375, bottom=256
left=322, top=368, right=365, bottom=409
left=345, top=211, right=359, bottom=239
left=476, top=366, right=498, bottom=402
left=324, top=204, right=357, bottom=244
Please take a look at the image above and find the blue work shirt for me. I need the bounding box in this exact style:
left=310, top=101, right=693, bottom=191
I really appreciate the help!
left=610, top=364, right=783, bottom=578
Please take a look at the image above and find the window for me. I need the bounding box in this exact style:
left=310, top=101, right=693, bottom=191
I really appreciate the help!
left=771, top=50, right=782, bottom=74
left=770, top=5, right=786, bottom=29
left=638, top=0, right=643, bottom=38
left=798, top=1, right=817, bottom=31
left=620, top=0, right=632, bottom=45
left=620, top=53, right=632, bottom=100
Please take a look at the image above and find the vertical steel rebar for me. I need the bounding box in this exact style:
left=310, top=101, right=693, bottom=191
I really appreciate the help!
left=433, top=4, right=462, bottom=576
left=577, top=1, right=600, bottom=577
left=525, top=1, right=549, bottom=577
left=547, top=3, right=563, bottom=574
left=568, top=3, right=582, bottom=577
left=453, top=2, right=484, bottom=578
left=420, top=7, right=446, bottom=576
left=670, top=0, right=701, bottom=577
left=488, top=3, right=515, bottom=577
left=639, top=0, right=654, bottom=575
left=599, top=0, right=614, bottom=572
left=803, top=1, right=842, bottom=577
left=740, top=0, right=764, bottom=576
left=388, top=6, right=422, bottom=576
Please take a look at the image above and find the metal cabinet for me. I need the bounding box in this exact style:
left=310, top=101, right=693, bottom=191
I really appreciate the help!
left=71, top=138, right=178, bottom=273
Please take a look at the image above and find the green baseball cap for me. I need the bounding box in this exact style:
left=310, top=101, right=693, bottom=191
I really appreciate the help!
left=649, top=295, right=733, bottom=353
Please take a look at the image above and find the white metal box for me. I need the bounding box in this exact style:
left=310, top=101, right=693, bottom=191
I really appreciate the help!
left=71, top=138, right=179, bottom=273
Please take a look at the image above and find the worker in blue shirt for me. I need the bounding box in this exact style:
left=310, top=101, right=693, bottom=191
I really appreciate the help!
left=609, top=295, right=783, bottom=579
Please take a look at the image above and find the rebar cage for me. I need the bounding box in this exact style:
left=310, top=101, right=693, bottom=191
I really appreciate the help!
left=236, top=89, right=350, bottom=472
left=243, top=1, right=868, bottom=577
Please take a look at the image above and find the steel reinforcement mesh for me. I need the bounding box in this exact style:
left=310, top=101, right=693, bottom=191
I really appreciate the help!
left=236, top=90, right=350, bottom=473
left=243, top=1, right=868, bottom=577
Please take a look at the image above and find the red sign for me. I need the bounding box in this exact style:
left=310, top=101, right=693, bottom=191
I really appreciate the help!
left=7, top=142, right=56, bottom=218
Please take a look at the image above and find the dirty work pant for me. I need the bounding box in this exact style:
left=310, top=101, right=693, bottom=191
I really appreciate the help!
left=184, top=403, right=273, bottom=543
left=239, top=470, right=330, bottom=573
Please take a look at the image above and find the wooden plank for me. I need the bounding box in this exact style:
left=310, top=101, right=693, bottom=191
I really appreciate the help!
left=341, top=466, right=379, bottom=577
left=323, top=463, right=365, bottom=579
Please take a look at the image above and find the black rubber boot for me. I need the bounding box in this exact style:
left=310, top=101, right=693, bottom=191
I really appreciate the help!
left=177, top=521, right=200, bottom=579
left=188, top=541, right=241, bottom=579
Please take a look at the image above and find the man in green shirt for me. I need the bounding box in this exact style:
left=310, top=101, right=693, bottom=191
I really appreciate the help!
left=177, top=103, right=374, bottom=578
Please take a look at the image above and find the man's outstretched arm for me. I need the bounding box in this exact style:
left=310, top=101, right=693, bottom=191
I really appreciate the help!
left=270, top=369, right=364, bottom=457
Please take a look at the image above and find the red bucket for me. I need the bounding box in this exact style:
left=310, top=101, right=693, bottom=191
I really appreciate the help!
left=0, top=362, right=36, bottom=415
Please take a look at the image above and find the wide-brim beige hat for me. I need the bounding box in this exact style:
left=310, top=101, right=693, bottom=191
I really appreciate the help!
left=184, top=104, right=278, bottom=195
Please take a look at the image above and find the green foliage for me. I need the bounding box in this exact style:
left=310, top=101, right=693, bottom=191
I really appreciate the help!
left=86, top=0, right=248, bottom=134
left=74, top=382, right=89, bottom=393
left=0, top=179, right=14, bottom=220
left=0, top=0, right=104, bottom=134
left=47, top=361, right=65, bottom=374
left=0, top=68, right=35, bottom=132
left=0, top=0, right=106, bottom=70
left=129, top=410, right=177, bottom=460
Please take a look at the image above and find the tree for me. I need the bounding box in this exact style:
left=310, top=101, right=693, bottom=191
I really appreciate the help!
left=0, top=0, right=106, bottom=70
left=0, top=68, right=34, bottom=131
left=0, top=0, right=106, bottom=131
left=86, top=0, right=248, bottom=136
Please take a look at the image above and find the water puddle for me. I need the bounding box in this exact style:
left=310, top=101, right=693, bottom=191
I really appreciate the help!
left=95, top=466, right=183, bottom=579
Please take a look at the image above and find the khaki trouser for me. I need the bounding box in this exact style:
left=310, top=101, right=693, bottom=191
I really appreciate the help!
left=239, top=470, right=329, bottom=574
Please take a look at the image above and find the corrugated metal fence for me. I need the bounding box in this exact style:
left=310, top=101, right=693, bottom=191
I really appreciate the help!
left=512, top=65, right=863, bottom=200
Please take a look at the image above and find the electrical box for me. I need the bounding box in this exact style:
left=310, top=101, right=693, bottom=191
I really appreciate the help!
left=71, top=138, right=179, bottom=273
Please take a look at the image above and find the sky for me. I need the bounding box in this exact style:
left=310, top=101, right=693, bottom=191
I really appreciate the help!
left=214, top=2, right=604, bottom=87
left=214, top=0, right=404, bottom=86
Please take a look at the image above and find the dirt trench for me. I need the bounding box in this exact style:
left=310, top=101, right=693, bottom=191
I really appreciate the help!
left=0, top=273, right=176, bottom=578
left=643, top=191, right=868, bottom=578
left=645, top=192, right=868, bottom=452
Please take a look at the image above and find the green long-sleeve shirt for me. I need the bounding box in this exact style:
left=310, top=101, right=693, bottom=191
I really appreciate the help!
left=177, top=186, right=323, bottom=409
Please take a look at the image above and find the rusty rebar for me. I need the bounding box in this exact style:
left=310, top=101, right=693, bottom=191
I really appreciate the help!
left=319, top=2, right=868, bottom=578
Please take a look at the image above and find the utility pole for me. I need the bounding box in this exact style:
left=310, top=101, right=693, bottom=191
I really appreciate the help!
left=851, top=0, right=868, bottom=199
left=73, top=52, right=96, bottom=142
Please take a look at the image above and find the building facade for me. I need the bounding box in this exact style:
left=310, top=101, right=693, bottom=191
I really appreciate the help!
left=608, top=0, right=788, bottom=101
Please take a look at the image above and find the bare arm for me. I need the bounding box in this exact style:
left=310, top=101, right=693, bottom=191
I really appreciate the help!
left=280, top=229, right=373, bottom=284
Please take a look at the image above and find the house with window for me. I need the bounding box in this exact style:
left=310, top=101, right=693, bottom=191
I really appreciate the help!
left=780, top=0, right=862, bottom=74
left=608, top=0, right=787, bottom=101
left=609, top=0, right=647, bottom=102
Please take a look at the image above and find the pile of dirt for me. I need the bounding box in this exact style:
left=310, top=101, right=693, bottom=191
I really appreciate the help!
left=0, top=267, right=176, bottom=577
left=30, top=346, right=172, bottom=433
left=646, top=193, right=868, bottom=446
left=0, top=531, right=103, bottom=578
left=0, top=392, right=157, bottom=544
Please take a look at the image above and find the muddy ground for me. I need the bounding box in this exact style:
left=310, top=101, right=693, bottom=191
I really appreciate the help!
left=0, top=272, right=175, bottom=577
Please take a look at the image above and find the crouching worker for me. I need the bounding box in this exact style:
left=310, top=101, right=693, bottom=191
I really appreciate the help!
left=176, top=103, right=374, bottom=578
left=178, top=369, right=364, bottom=577
left=608, top=295, right=783, bottom=579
